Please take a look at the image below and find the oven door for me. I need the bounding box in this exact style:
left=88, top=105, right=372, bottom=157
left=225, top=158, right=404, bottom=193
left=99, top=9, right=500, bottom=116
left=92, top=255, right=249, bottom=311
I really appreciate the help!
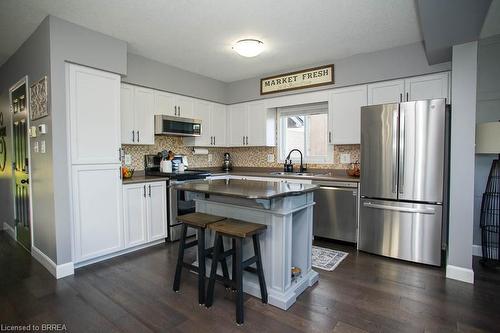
left=168, top=180, right=197, bottom=241
left=155, top=115, right=201, bottom=137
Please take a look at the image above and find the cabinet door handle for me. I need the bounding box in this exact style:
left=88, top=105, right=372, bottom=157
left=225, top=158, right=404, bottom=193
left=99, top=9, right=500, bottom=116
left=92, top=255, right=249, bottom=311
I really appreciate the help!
left=214, top=136, right=216, bottom=145
left=179, top=106, right=181, bottom=116
left=137, top=131, right=140, bottom=142
left=399, top=93, right=403, bottom=102
left=118, top=148, right=122, bottom=161
left=210, top=136, right=213, bottom=145
left=132, top=130, right=135, bottom=142
left=246, top=136, right=248, bottom=145
left=406, top=92, right=409, bottom=101
left=148, top=185, right=151, bottom=197
left=243, top=136, right=245, bottom=145
left=143, top=185, right=146, bottom=197
left=174, top=106, right=177, bottom=116
left=329, top=131, right=332, bottom=143
left=119, top=167, right=122, bottom=180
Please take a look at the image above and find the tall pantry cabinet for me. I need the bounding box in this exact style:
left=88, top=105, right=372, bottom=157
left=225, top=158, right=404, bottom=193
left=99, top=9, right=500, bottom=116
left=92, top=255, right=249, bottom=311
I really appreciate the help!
left=67, top=64, right=124, bottom=263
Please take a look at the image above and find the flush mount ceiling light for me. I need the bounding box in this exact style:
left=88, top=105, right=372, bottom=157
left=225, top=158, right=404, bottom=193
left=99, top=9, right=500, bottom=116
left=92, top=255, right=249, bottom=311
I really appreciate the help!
left=232, top=39, right=264, bottom=57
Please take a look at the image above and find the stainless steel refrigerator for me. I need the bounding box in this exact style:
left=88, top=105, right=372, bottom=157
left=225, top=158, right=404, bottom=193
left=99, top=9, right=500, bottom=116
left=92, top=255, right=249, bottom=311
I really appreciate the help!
left=359, top=99, right=448, bottom=266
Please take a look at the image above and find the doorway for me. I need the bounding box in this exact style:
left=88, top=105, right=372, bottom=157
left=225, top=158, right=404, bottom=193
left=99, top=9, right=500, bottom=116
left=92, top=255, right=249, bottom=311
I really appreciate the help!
left=9, top=77, right=32, bottom=251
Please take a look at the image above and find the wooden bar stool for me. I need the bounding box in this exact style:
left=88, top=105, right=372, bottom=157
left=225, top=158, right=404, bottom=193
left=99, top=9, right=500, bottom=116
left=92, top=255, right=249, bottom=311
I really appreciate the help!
left=205, top=219, right=268, bottom=325
left=172, top=212, right=230, bottom=305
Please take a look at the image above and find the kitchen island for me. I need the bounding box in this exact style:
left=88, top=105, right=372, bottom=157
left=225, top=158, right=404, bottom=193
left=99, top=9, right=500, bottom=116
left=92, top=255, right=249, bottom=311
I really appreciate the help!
left=173, top=178, right=319, bottom=310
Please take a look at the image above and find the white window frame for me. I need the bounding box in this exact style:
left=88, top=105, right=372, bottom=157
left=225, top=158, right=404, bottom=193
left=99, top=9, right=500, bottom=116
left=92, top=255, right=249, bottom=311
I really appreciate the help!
left=277, top=102, right=332, bottom=164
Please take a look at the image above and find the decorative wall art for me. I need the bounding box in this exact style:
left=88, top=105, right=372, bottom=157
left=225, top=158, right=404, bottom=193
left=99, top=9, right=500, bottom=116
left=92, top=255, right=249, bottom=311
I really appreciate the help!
left=30, top=76, right=48, bottom=120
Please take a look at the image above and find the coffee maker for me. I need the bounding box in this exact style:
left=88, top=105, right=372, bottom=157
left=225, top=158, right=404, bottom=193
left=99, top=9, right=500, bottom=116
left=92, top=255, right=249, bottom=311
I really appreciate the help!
left=222, top=152, right=232, bottom=171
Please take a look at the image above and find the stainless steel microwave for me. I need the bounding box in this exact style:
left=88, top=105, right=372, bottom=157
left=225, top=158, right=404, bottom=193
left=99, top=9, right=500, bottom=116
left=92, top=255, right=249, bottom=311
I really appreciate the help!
left=154, top=115, right=202, bottom=137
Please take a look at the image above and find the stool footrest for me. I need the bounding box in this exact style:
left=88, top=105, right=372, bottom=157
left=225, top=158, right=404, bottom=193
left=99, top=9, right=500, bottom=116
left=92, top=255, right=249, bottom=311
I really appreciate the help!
left=184, top=240, right=198, bottom=249
left=244, top=266, right=257, bottom=274
left=242, top=256, right=258, bottom=269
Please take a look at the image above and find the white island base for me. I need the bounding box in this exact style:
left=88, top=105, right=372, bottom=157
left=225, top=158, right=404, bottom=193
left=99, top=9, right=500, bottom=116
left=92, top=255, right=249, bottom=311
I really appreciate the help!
left=191, top=191, right=319, bottom=310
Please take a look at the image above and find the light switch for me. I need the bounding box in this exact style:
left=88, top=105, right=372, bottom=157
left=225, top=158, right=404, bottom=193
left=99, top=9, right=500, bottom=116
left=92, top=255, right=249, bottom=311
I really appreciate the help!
left=40, top=140, right=46, bottom=154
left=208, top=154, right=213, bottom=163
left=33, top=141, right=39, bottom=153
left=267, top=154, right=275, bottom=163
left=124, top=154, right=132, bottom=166
left=30, top=126, right=37, bottom=138
left=38, top=124, right=47, bottom=134
left=340, top=153, right=351, bottom=164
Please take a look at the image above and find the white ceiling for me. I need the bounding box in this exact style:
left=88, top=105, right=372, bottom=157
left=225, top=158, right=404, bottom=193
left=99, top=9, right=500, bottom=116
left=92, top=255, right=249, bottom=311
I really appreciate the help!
left=0, top=0, right=423, bottom=82
left=481, top=0, right=500, bottom=38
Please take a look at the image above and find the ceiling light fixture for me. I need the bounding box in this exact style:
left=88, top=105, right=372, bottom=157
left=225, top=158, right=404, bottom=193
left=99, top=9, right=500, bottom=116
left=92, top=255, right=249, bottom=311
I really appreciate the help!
left=233, top=39, right=264, bottom=57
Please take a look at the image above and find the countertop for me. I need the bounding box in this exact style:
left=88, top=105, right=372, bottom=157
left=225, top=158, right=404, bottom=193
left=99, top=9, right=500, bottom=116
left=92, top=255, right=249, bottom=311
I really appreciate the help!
left=122, top=167, right=360, bottom=184
left=172, top=178, right=319, bottom=199
left=193, top=167, right=360, bottom=183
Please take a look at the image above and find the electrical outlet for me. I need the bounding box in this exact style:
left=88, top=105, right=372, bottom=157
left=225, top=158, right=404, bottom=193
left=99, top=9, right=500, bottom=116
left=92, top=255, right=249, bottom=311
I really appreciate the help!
left=340, top=153, right=351, bottom=164
left=124, top=154, right=132, bottom=166
left=267, top=154, right=275, bottom=163
left=33, top=141, right=39, bottom=153
left=40, top=140, right=46, bottom=154
left=208, top=154, right=213, bottom=163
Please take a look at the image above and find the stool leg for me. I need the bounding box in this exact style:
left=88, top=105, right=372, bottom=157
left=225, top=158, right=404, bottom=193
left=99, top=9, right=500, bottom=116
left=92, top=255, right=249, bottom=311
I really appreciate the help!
left=197, top=228, right=206, bottom=305
left=231, top=238, right=237, bottom=286
left=219, top=239, right=230, bottom=288
left=253, top=234, right=268, bottom=304
left=235, top=237, right=244, bottom=325
left=173, top=224, right=188, bottom=292
left=206, top=234, right=221, bottom=308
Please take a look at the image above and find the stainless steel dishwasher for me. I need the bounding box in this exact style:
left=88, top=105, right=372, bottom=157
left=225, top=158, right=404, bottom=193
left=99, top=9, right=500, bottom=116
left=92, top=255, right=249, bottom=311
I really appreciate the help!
left=312, top=180, right=358, bottom=243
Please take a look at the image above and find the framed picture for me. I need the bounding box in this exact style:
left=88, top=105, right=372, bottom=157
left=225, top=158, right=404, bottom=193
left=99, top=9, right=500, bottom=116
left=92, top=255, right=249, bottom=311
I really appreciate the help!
left=30, top=76, right=48, bottom=120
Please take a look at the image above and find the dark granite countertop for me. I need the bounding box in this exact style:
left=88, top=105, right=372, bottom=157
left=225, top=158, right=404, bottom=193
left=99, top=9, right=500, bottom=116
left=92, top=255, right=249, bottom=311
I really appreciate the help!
left=122, top=174, right=168, bottom=184
left=173, top=179, right=319, bottom=199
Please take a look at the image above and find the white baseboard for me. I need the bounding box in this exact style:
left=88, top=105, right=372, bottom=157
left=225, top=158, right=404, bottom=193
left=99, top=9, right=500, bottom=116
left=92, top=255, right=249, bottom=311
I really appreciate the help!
left=2, top=222, right=16, bottom=240
left=446, top=265, right=474, bottom=284
left=31, top=246, right=74, bottom=279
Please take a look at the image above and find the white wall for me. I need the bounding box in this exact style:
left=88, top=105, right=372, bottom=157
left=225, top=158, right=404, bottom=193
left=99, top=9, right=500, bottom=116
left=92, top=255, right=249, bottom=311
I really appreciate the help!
left=474, top=34, right=500, bottom=249
left=447, top=41, right=478, bottom=284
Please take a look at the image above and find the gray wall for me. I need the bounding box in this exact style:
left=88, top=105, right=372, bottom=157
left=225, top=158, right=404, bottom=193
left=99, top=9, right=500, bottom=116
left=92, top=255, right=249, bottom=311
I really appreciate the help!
left=124, top=53, right=227, bottom=104
left=0, top=17, right=53, bottom=257
left=474, top=34, right=500, bottom=247
left=448, top=41, right=478, bottom=272
left=226, top=42, right=451, bottom=104
left=48, top=16, right=127, bottom=264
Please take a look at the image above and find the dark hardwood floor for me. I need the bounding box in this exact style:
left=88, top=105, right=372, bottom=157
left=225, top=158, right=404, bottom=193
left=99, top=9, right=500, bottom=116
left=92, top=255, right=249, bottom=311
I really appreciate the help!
left=1, top=232, right=499, bottom=332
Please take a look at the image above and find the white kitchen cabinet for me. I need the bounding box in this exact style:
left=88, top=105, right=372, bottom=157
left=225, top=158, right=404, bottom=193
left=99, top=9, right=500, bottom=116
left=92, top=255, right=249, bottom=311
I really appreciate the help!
left=175, top=95, right=194, bottom=118
left=68, top=64, right=121, bottom=164
left=329, top=85, right=367, bottom=144
left=367, top=79, right=405, bottom=105
left=228, top=102, right=275, bottom=147
left=155, top=90, right=176, bottom=116
left=120, top=84, right=155, bottom=145
left=404, top=72, right=449, bottom=102
left=147, top=182, right=168, bottom=241
left=184, top=102, right=227, bottom=147
left=367, top=72, right=450, bottom=105
left=72, top=164, right=123, bottom=262
left=211, top=103, right=227, bottom=146
left=122, top=183, right=148, bottom=247
left=122, top=181, right=167, bottom=248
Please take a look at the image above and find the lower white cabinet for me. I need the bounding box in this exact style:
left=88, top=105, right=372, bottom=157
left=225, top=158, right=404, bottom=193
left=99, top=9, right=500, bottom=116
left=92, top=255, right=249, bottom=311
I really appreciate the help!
left=122, top=181, right=167, bottom=248
left=72, top=164, right=124, bottom=263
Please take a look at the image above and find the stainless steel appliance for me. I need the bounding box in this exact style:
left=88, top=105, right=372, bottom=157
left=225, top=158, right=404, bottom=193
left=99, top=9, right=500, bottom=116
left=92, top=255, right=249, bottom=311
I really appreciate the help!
left=144, top=154, right=210, bottom=241
left=154, top=115, right=202, bottom=137
left=222, top=152, right=232, bottom=171
left=313, top=181, right=358, bottom=243
left=359, top=99, right=449, bottom=266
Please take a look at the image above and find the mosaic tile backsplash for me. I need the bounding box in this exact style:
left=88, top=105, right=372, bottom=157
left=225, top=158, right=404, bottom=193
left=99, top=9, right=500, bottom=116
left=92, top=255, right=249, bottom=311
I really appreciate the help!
left=123, top=136, right=360, bottom=171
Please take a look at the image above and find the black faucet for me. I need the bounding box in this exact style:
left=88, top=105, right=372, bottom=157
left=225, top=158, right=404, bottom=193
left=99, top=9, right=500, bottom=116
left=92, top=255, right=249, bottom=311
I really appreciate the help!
left=286, top=149, right=306, bottom=173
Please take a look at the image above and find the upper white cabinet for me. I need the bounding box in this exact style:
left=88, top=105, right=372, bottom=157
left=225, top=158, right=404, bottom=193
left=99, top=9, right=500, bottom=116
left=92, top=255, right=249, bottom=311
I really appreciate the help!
left=228, top=101, right=275, bottom=147
left=122, top=181, right=167, bottom=248
left=155, top=90, right=176, bottom=117
left=120, top=84, right=155, bottom=145
left=175, top=95, right=194, bottom=118
left=184, top=101, right=227, bottom=147
left=367, top=72, right=449, bottom=105
left=329, top=85, right=367, bottom=144
left=68, top=64, right=121, bottom=164
left=404, top=72, right=449, bottom=102
left=367, top=79, right=405, bottom=105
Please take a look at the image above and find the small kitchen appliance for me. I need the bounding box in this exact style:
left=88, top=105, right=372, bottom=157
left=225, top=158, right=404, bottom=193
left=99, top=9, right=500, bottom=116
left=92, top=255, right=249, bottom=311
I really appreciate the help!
left=222, top=152, right=232, bottom=171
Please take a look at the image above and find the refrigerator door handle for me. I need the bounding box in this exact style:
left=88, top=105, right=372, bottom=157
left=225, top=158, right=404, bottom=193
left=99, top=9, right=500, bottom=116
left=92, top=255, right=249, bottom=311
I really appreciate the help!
left=363, top=202, right=436, bottom=215
left=399, top=106, right=405, bottom=194
left=392, top=110, right=398, bottom=193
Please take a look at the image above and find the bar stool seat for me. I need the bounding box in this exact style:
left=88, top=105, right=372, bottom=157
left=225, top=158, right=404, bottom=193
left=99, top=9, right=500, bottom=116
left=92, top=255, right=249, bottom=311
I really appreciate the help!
left=173, top=212, right=229, bottom=305
left=206, top=218, right=268, bottom=325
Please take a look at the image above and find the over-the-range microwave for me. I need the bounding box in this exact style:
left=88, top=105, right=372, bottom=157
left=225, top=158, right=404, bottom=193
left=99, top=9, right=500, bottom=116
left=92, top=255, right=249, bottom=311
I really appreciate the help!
left=154, top=115, right=202, bottom=137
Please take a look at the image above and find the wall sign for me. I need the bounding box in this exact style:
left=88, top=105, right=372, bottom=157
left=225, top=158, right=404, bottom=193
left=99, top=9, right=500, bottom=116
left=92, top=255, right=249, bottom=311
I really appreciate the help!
left=260, top=64, right=334, bottom=95
left=30, top=76, right=48, bottom=120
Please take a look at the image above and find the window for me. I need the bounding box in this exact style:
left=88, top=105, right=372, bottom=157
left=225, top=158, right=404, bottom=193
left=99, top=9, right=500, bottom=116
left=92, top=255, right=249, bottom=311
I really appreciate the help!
left=278, top=103, right=332, bottom=163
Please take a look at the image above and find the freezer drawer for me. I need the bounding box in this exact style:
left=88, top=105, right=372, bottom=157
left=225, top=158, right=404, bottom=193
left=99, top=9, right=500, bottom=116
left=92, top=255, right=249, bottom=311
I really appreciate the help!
left=359, top=198, right=442, bottom=266
left=313, top=184, right=357, bottom=243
